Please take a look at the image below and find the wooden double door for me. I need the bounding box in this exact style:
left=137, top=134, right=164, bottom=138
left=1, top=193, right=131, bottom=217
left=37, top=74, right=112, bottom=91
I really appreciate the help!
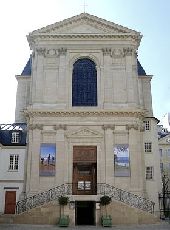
left=72, top=146, right=97, bottom=195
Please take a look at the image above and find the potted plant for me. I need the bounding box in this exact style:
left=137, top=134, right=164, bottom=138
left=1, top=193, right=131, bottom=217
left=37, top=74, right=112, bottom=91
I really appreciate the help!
left=58, top=196, right=69, bottom=227
left=100, top=195, right=112, bottom=227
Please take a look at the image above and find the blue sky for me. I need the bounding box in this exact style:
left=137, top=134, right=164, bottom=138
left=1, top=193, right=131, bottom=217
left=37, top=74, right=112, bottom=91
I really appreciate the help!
left=0, top=0, right=169, bottom=123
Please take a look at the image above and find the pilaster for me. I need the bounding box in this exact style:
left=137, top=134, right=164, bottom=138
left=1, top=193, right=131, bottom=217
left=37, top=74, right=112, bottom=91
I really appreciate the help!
left=103, top=125, right=115, bottom=184
left=26, top=124, right=43, bottom=194
left=127, top=124, right=145, bottom=195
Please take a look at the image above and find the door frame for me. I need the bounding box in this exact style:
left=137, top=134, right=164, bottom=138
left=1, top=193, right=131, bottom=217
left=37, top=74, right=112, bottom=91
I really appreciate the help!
left=72, top=146, right=97, bottom=195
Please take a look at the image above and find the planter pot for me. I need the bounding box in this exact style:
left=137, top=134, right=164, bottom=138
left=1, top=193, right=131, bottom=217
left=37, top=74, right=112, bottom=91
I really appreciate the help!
left=101, top=215, right=112, bottom=227
left=58, top=215, right=69, bottom=227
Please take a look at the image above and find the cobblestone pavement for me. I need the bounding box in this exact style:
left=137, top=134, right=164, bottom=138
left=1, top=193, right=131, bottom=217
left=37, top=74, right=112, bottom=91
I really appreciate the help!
left=0, top=222, right=169, bottom=230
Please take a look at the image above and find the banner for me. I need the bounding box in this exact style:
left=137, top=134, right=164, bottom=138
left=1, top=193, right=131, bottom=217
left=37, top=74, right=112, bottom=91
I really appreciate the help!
left=39, top=143, right=56, bottom=176
left=114, top=144, right=130, bottom=177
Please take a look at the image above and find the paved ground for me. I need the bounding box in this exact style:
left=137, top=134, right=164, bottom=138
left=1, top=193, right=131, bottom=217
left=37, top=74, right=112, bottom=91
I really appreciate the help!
left=0, top=222, right=169, bottom=230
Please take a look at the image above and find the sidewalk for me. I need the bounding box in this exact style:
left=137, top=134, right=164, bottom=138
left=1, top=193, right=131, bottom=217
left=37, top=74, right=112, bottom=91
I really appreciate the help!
left=0, top=222, right=169, bottom=230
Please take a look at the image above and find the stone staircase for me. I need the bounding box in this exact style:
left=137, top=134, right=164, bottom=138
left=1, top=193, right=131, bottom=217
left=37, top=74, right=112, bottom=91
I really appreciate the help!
left=0, top=183, right=159, bottom=225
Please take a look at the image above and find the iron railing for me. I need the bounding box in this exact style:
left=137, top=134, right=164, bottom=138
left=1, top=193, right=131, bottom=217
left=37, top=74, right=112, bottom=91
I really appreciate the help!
left=97, top=183, right=155, bottom=213
left=16, top=183, right=155, bottom=214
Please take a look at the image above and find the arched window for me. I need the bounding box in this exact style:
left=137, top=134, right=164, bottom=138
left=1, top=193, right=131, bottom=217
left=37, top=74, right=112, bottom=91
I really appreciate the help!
left=72, top=58, right=97, bottom=106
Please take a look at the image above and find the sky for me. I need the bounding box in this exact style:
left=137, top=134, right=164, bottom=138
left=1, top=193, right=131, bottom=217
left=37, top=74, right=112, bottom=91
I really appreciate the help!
left=0, top=0, right=169, bottom=124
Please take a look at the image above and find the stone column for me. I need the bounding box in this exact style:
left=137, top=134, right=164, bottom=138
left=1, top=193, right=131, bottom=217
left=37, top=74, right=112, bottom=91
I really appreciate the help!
left=26, top=124, right=43, bottom=195
left=103, top=125, right=115, bottom=184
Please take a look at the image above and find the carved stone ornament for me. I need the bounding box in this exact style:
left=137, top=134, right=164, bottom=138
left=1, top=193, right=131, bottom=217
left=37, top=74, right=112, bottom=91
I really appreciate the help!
left=28, top=124, right=43, bottom=130
left=36, top=48, right=46, bottom=56
left=123, top=47, right=135, bottom=56
left=46, top=48, right=59, bottom=57
left=58, top=48, right=67, bottom=56
left=112, top=48, right=124, bottom=58
left=102, top=48, right=112, bottom=56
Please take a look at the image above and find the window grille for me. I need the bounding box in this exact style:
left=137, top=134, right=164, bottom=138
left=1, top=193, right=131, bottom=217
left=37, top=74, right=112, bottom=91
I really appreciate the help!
left=11, top=132, right=20, bottom=143
left=9, top=155, right=19, bottom=170
left=143, top=120, right=150, bottom=131
left=144, top=142, right=152, bottom=152
left=146, top=166, right=153, bottom=179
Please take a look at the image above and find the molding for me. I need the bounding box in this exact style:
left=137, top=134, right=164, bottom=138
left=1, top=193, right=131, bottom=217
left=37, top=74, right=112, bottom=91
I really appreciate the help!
left=24, top=110, right=145, bottom=118
left=0, top=180, right=24, bottom=183
left=102, top=125, right=115, bottom=130
left=28, top=124, right=43, bottom=130
left=54, top=125, right=67, bottom=130
left=126, top=124, right=139, bottom=130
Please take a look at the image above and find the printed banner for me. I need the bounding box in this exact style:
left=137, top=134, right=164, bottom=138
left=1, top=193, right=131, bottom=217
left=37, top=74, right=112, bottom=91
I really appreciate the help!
left=39, top=143, right=56, bottom=176
left=114, top=144, right=130, bottom=177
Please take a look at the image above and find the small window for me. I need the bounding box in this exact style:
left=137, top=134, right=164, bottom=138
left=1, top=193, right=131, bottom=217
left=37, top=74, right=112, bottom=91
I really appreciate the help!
left=146, top=166, right=153, bottom=180
left=159, top=149, right=163, bottom=157
left=144, top=142, right=152, bottom=152
left=143, top=120, right=150, bottom=131
left=11, top=132, right=20, bottom=143
left=160, top=163, right=163, bottom=173
left=9, top=155, right=19, bottom=171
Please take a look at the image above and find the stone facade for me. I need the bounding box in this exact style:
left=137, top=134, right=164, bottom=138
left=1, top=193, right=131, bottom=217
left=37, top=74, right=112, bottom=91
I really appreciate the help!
left=15, top=13, right=162, bottom=225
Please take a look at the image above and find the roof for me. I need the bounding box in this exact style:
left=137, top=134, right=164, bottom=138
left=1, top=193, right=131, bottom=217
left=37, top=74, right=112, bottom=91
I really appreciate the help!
left=0, top=123, right=27, bottom=146
left=137, top=59, right=146, bottom=76
left=21, top=56, right=32, bottom=76
left=20, top=57, right=147, bottom=76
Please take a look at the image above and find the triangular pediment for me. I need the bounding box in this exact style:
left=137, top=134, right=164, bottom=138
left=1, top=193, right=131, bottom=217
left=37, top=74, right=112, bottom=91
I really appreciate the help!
left=30, top=13, right=140, bottom=35
left=66, top=128, right=103, bottom=138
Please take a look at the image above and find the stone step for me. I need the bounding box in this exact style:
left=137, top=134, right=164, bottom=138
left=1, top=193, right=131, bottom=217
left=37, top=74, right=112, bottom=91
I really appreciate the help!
left=0, top=214, right=14, bottom=224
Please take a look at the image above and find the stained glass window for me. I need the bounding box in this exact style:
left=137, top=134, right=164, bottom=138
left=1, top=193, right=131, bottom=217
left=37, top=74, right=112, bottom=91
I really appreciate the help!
left=72, top=58, right=97, bottom=106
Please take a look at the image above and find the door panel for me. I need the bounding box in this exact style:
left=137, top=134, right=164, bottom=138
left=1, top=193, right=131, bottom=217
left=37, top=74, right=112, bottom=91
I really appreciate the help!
left=4, top=191, right=16, bottom=214
left=73, top=146, right=97, bottom=195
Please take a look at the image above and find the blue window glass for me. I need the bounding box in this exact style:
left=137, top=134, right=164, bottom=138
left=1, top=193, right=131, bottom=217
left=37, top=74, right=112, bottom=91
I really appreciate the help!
left=72, top=58, right=97, bottom=106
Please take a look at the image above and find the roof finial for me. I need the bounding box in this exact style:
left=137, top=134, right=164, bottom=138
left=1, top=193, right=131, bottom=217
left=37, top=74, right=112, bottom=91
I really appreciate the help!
left=82, top=0, right=88, bottom=13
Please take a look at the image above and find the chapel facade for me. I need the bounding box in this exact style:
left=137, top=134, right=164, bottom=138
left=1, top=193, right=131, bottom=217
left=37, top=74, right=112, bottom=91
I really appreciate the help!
left=14, top=13, right=162, bottom=225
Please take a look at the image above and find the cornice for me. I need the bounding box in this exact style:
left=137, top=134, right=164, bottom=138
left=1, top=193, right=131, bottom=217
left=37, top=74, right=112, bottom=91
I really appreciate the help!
left=24, top=110, right=145, bottom=118
left=28, top=34, right=141, bottom=49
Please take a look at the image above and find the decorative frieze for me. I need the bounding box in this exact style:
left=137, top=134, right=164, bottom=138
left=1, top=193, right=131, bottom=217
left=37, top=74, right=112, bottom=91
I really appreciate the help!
left=36, top=47, right=67, bottom=57
left=25, top=110, right=145, bottom=118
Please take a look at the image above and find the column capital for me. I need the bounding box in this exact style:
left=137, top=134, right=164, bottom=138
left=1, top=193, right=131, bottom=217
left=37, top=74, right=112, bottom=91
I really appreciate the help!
left=54, top=124, right=67, bottom=131
left=102, top=125, right=115, bottom=130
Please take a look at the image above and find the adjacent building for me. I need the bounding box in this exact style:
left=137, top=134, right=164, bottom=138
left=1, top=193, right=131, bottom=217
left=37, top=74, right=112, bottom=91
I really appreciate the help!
left=0, top=123, right=26, bottom=214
